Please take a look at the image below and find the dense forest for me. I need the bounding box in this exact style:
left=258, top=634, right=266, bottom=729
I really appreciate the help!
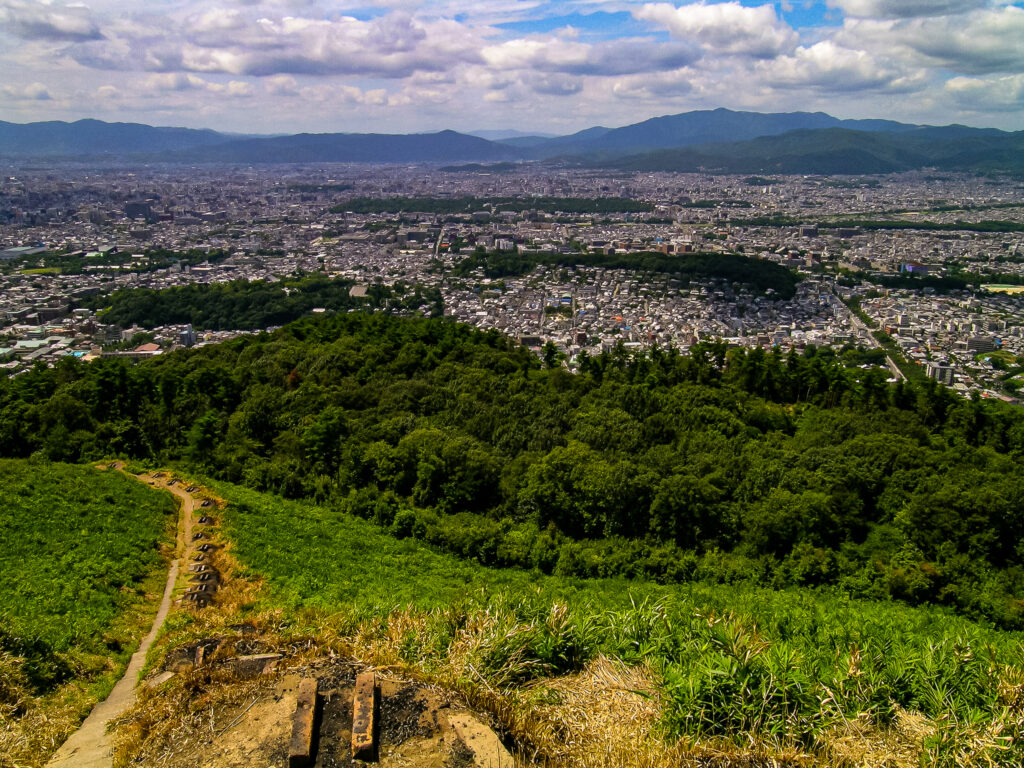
left=81, top=276, right=444, bottom=330
left=451, top=250, right=801, bottom=298
left=4, top=247, right=230, bottom=276
left=2, top=314, right=1023, bottom=627
left=331, top=196, right=655, bottom=215
left=822, top=219, right=1024, bottom=234
left=853, top=269, right=1024, bottom=293
left=722, top=213, right=1024, bottom=236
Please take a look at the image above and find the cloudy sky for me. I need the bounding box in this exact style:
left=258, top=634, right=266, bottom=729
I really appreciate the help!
left=2, top=0, right=1023, bottom=135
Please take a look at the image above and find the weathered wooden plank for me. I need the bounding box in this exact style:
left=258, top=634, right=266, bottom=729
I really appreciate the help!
left=288, top=677, right=318, bottom=768
left=351, top=671, right=376, bottom=761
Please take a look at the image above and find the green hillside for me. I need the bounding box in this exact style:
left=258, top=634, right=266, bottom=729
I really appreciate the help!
left=4, top=309, right=1024, bottom=765
left=204, top=478, right=1024, bottom=765
left=0, top=460, right=176, bottom=764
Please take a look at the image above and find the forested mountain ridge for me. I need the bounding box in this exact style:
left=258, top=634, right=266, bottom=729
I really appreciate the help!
left=3, top=111, right=1017, bottom=174
left=601, top=127, right=1024, bottom=175
left=2, top=313, right=1023, bottom=627
left=525, top=107, right=923, bottom=157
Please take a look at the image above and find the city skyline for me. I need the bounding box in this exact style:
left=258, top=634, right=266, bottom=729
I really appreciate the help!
left=2, top=0, right=1024, bottom=135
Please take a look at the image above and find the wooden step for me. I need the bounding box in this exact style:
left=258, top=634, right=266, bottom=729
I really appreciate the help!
left=288, top=678, right=318, bottom=768
left=351, top=671, right=377, bottom=761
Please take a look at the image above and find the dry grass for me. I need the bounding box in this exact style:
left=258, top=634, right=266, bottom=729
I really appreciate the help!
left=818, top=709, right=933, bottom=767
left=111, top=591, right=1024, bottom=768
left=511, top=655, right=665, bottom=766
left=111, top=663, right=281, bottom=767
left=0, top=683, right=98, bottom=768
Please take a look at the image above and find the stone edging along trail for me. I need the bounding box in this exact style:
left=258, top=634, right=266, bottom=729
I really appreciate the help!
left=45, top=467, right=196, bottom=768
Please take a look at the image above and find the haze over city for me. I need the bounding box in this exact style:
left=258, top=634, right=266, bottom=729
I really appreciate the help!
left=2, top=0, right=1024, bottom=134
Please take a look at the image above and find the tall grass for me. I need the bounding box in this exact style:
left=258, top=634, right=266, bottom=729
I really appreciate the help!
left=203, top=479, right=1024, bottom=765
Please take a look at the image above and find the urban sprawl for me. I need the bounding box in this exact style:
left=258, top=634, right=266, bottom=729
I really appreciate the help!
left=2, top=165, right=1023, bottom=401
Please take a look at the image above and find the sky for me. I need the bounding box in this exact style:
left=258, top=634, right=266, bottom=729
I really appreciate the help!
left=2, top=0, right=1023, bottom=135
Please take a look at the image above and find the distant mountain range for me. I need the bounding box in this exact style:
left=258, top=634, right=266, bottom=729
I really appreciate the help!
left=600, top=125, right=1024, bottom=175
left=0, top=118, right=227, bottom=156
left=1, top=110, right=1021, bottom=175
left=467, top=129, right=557, bottom=141
left=165, top=130, right=516, bottom=164
left=515, top=108, right=924, bottom=158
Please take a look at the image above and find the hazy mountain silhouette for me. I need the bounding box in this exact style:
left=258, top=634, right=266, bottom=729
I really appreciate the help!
left=0, top=119, right=230, bottom=156
left=524, top=108, right=922, bottom=158
left=163, top=130, right=517, bottom=163
left=0, top=112, right=1015, bottom=173
left=600, top=126, right=1024, bottom=175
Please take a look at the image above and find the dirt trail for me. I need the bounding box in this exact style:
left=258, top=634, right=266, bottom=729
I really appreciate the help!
left=45, top=470, right=195, bottom=768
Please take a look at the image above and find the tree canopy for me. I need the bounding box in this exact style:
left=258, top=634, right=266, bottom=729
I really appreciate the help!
left=3, top=313, right=1023, bottom=627
left=82, top=275, right=443, bottom=330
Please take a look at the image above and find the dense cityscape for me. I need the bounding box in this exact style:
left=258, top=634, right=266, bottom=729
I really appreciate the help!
left=3, top=164, right=1022, bottom=401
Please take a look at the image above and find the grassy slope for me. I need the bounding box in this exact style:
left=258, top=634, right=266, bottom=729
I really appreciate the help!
left=215, top=480, right=1024, bottom=764
left=0, top=460, right=176, bottom=767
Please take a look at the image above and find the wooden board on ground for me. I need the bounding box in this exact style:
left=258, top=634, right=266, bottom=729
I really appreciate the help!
left=352, top=671, right=377, bottom=761
left=289, top=677, right=319, bottom=767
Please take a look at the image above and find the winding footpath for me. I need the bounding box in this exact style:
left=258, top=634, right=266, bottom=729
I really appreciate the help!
left=45, top=469, right=195, bottom=768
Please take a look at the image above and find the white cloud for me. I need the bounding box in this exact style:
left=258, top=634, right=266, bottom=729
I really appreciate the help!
left=839, top=7, right=1024, bottom=75
left=264, top=74, right=299, bottom=95
left=23, top=80, right=52, bottom=100
left=481, top=36, right=696, bottom=76
left=1, top=80, right=53, bottom=100
left=0, top=0, right=102, bottom=42
left=484, top=89, right=515, bottom=102
left=946, top=73, right=1024, bottom=112
left=66, top=11, right=486, bottom=79
left=759, top=40, right=927, bottom=93
left=424, top=0, right=547, bottom=26
left=527, top=73, right=584, bottom=95
left=286, top=81, right=403, bottom=108
left=143, top=72, right=253, bottom=97
left=634, top=2, right=797, bottom=59
left=610, top=69, right=695, bottom=101
left=188, top=8, right=248, bottom=35
left=225, top=80, right=253, bottom=96
left=144, top=72, right=210, bottom=92
left=95, top=85, right=122, bottom=101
